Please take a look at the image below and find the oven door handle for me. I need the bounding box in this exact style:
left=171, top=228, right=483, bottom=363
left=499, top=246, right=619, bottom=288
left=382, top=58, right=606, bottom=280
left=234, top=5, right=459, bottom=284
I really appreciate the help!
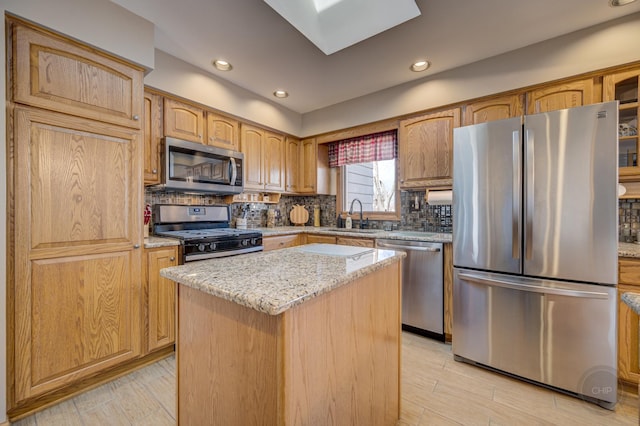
left=229, top=157, right=237, bottom=186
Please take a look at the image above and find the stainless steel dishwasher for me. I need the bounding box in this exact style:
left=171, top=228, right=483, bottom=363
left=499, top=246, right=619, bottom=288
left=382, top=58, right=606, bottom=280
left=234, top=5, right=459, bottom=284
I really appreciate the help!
left=377, top=239, right=444, bottom=340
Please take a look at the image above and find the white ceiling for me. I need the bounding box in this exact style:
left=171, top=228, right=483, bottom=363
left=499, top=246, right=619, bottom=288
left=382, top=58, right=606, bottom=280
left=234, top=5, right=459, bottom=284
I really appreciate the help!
left=112, top=0, right=640, bottom=114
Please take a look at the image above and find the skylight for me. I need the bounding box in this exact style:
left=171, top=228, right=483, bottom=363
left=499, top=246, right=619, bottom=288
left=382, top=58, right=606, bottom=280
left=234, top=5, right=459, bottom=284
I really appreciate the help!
left=264, top=0, right=421, bottom=55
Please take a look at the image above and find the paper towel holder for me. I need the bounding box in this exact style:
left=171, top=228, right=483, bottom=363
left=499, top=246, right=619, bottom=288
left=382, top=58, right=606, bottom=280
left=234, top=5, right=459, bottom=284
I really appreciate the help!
left=424, top=186, right=453, bottom=205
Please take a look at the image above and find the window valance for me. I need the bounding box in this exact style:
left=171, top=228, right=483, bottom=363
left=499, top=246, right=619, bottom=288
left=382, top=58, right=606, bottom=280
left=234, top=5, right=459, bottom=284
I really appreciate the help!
left=327, top=130, right=397, bottom=168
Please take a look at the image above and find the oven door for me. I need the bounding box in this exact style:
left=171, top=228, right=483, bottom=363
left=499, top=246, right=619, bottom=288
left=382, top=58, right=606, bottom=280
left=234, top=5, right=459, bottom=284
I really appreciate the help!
left=158, top=137, right=243, bottom=194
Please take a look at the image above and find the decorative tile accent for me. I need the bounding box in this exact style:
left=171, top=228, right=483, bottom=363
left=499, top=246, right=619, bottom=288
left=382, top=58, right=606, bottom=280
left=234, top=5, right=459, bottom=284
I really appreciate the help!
left=619, top=199, right=640, bottom=242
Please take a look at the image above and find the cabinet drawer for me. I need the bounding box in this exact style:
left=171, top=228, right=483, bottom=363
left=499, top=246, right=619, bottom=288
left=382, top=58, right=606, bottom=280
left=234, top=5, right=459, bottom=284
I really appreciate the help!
left=263, top=234, right=300, bottom=251
left=619, top=258, right=640, bottom=286
left=336, top=237, right=375, bottom=247
left=306, top=234, right=336, bottom=244
left=12, top=23, right=143, bottom=129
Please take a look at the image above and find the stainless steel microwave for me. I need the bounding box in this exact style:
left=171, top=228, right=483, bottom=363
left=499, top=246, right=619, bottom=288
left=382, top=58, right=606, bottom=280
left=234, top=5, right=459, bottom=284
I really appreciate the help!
left=150, top=137, right=244, bottom=194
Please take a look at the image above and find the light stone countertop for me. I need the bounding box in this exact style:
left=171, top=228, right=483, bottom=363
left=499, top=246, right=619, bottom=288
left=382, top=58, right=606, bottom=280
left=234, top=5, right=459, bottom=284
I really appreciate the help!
left=621, top=292, right=640, bottom=315
left=144, top=236, right=181, bottom=249
left=258, top=226, right=453, bottom=243
left=160, top=245, right=405, bottom=315
left=618, top=242, right=640, bottom=258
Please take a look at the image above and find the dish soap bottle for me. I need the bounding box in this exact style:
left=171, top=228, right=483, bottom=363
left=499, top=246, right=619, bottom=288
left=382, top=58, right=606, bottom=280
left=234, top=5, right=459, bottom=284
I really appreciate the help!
left=345, top=213, right=352, bottom=229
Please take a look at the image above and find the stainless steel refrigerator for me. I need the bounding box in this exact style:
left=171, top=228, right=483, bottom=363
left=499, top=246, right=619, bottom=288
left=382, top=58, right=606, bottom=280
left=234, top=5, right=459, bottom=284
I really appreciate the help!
left=452, top=101, right=619, bottom=409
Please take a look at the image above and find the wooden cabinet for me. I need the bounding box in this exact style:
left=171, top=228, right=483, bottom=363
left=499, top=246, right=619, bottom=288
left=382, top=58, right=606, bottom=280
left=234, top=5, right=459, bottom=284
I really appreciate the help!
left=241, top=124, right=285, bottom=192
left=206, top=112, right=239, bottom=150
left=337, top=236, right=375, bottom=247
left=10, top=107, right=143, bottom=405
left=164, top=98, right=205, bottom=143
left=462, top=94, right=524, bottom=126
left=306, top=234, right=337, bottom=244
left=603, top=68, right=640, bottom=181
left=12, top=23, right=143, bottom=129
left=618, top=258, right=640, bottom=386
left=8, top=20, right=145, bottom=414
left=299, top=138, right=319, bottom=193
left=145, top=247, right=178, bottom=353
left=285, top=137, right=300, bottom=193
left=526, top=77, right=597, bottom=114
left=443, top=243, right=453, bottom=342
left=143, top=90, right=163, bottom=185
left=398, top=108, right=460, bottom=188
left=263, top=234, right=301, bottom=251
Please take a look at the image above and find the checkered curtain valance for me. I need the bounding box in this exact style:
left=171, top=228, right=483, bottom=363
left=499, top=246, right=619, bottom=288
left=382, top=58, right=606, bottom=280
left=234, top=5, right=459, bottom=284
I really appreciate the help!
left=327, top=130, right=397, bottom=168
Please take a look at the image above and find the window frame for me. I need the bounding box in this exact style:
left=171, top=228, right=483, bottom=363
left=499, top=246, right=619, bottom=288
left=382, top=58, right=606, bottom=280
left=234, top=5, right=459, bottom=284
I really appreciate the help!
left=336, top=160, right=401, bottom=221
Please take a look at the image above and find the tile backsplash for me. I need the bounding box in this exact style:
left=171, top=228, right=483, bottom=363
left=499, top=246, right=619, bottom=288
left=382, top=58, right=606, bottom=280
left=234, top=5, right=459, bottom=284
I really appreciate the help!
left=619, top=199, right=640, bottom=242
left=145, top=189, right=452, bottom=233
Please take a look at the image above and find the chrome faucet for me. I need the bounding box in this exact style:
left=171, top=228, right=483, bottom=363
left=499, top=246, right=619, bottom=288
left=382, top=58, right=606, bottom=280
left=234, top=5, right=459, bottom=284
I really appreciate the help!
left=349, top=198, right=364, bottom=229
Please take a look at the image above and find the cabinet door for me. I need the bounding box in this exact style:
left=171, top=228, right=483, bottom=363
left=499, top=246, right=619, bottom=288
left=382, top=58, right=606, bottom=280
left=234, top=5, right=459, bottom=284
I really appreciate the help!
left=463, top=94, right=524, bottom=126
left=146, top=247, right=178, bottom=353
left=526, top=78, right=596, bottom=114
left=336, top=237, right=375, bottom=247
left=264, top=132, right=285, bottom=192
left=619, top=283, right=640, bottom=385
left=143, top=91, right=163, bottom=185
left=603, top=68, right=640, bottom=181
left=164, top=98, right=205, bottom=143
left=241, top=124, right=265, bottom=190
left=399, top=108, right=460, bottom=188
left=299, top=138, right=318, bottom=194
left=443, top=243, right=453, bottom=341
left=12, top=107, right=142, bottom=403
left=285, top=137, right=300, bottom=193
left=206, top=112, right=239, bottom=150
left=12, top=22, right=143, bottom=129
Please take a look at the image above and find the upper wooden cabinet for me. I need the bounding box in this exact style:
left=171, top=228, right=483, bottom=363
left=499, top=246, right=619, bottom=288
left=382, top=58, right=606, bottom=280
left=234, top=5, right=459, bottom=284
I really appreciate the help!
left=300, top=138, right=319, bottom=194
left=241, top=124, right=285, bottom=191
left=143, top=91, right=163, bottom=185
left=164, top=98, right=205, bottom=143
left=206, top=112, right=239, bottom=150
left=285, top=137, right=300, bottom=193
left=264, top=132, right=286, bottom=192
left=12, top=23, right=143, bottom=129
left=462, top=94, right=524, bottom=126
left=603, top=68, right=640, bottom=181
left=526, top=78, right=597, bottom=114
left=398, top=108, right=461, bottom=188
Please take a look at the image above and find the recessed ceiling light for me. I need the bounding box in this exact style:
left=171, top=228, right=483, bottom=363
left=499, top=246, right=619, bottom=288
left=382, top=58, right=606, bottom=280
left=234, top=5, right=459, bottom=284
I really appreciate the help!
left=610, top=0, right=637, bottom=6
left=410, top=60, right=430, bottom=72
left=273, top=90, right=289, bottom=98
left=212, top=59, right=232, bottom=71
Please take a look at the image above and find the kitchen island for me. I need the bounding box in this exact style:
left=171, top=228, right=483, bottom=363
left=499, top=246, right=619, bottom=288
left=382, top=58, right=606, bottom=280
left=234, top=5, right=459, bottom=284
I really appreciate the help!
left=160, top=244, right=405, bottom=425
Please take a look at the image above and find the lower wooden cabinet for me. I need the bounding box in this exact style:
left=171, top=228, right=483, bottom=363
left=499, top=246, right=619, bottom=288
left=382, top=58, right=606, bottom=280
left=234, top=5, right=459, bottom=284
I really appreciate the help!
left=145, top=247, right=178, bottom=353
left=306, top=234, right=337, bottom=244
left=443, top=243, right=453, bottom=342
left=618, top=257, right=640, bottom=385
left=263, top=234, right=301, bottom=251
left=336, top=236, right=375, bottom=247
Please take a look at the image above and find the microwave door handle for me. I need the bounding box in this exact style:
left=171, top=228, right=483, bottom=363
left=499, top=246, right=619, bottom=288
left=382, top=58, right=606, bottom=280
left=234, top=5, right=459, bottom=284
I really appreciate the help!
left=229, top=157, right=237, bottom=186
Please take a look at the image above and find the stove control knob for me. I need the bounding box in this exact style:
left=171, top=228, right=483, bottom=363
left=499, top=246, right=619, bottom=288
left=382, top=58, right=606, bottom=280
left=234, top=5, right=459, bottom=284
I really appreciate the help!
left=251, top=238, right=259, bottom=246
left=241, top=239, right=249, bottom=247
left=210, top=242, right=217, bottom=250
left=198, top=243, right=207, bottom=252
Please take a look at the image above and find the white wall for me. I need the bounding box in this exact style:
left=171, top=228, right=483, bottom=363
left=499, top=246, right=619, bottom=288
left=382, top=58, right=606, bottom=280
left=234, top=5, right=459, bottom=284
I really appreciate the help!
left=302, top=12, right=640, bottom=136
left=145, top=50, right=303, bottom=135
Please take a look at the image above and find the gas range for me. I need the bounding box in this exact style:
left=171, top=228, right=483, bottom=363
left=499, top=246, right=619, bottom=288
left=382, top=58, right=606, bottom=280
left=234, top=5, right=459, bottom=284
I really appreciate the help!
left=153, top=204, right=263, bottom=263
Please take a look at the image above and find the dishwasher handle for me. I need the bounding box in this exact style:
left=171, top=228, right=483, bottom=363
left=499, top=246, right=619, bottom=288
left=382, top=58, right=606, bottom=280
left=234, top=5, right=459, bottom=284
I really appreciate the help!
left=377, top=242, right=441, bottom=252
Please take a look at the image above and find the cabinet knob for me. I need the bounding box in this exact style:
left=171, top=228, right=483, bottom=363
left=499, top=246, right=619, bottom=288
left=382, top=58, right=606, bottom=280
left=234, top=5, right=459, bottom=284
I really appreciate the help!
left=400, top=179, right=405, bottom=183
left=170, top=257, right=176, bottom=262
left=199, top=134, right=203, bottom=138
left=133, top=244, right=141, bottom=249
left=133, top=115, right=140, bottom=121
left=152, top=169, right=157, bottom=174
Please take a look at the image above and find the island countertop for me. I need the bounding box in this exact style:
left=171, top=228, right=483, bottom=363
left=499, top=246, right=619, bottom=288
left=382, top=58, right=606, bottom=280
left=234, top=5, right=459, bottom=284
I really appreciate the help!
left=160, top=244, right=405, bottom=315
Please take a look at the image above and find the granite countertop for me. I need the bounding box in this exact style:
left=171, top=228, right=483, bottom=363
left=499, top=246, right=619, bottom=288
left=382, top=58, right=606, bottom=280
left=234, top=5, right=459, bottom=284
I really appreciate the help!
left=622, top=292, right=640, bottom=315
left=259, top=226, right=453, bottom=243
left=144, top=236, right=181, bottom=249
left=618, top=242, right=640, bottom=258
left=160, top=244, right=405, bottom=315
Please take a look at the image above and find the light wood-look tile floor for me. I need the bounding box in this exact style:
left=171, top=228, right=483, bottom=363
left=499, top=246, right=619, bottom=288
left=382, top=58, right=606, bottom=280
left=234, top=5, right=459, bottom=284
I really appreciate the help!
left=12, top=332, right=639, bottom=425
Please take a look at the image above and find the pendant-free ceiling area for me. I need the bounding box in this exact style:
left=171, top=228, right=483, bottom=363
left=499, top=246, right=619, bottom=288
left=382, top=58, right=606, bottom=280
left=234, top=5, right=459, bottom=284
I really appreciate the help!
left=263, top=0, right=421, bottom=55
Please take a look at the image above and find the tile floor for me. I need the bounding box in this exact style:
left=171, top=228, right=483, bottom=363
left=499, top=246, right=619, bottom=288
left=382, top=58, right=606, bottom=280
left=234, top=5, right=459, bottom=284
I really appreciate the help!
left=11, top=333, right=639, bottom=425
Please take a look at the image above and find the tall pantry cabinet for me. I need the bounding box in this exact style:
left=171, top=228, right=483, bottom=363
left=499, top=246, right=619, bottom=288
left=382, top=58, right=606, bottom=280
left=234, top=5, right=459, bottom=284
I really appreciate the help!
left=7, top=18, right=144, bottom=416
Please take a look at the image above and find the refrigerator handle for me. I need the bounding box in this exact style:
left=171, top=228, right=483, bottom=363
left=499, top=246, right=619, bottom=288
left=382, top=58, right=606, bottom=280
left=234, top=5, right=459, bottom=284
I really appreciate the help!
left=525, top=129, right=534, bottom=260
left=512, top=130, right=521, bottom=260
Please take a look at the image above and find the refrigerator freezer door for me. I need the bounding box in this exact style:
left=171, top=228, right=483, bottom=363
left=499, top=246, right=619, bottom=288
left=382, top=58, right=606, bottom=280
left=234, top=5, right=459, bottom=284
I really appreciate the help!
left=453, top=268, right=617, bottom=407
left=523, top=102, right=618, bottom=285
left=453, top=117, right=523, bottom=274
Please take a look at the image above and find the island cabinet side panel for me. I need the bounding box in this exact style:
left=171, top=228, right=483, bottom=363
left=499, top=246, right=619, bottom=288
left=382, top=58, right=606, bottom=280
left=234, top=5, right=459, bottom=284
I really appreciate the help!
left=281, top=261, right=402, bottom=426
left=176, top=285, right=280, bottom=425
